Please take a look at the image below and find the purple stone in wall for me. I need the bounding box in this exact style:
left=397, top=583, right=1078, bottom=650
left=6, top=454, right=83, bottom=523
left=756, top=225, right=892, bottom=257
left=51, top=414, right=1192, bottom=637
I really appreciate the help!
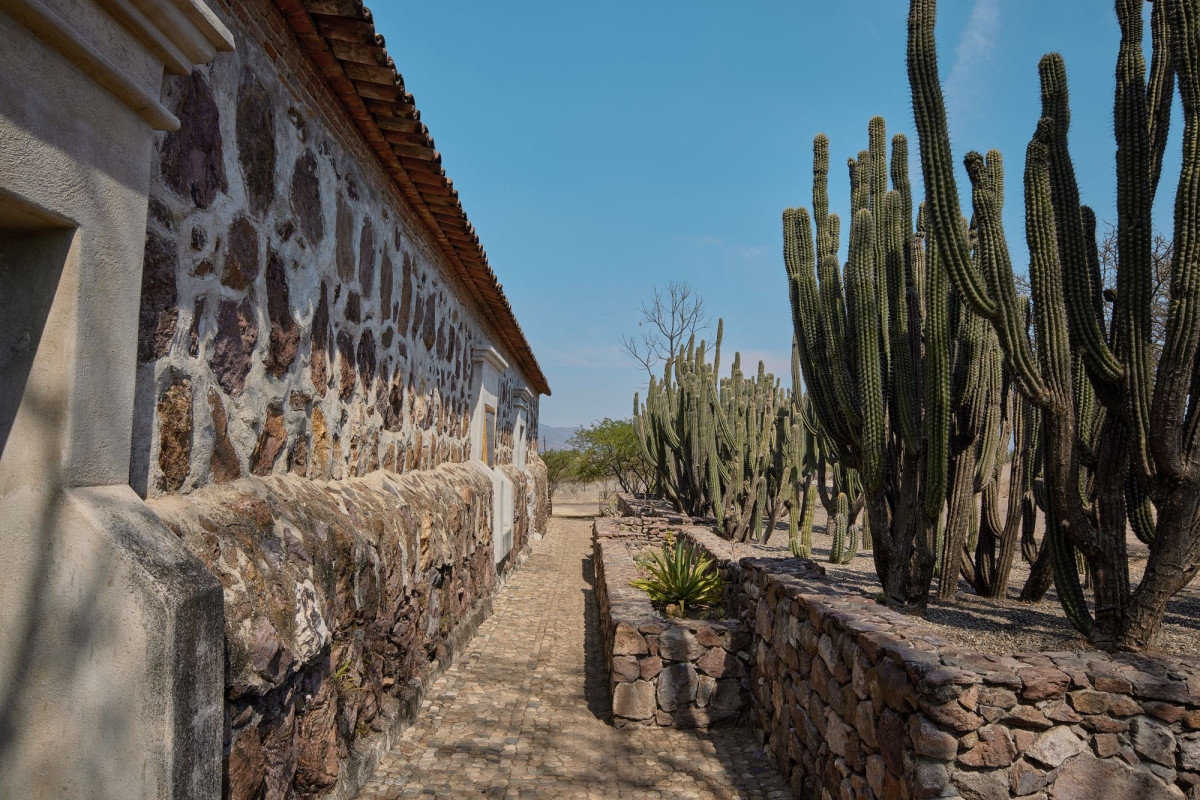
left=420, top=294, right=437, bottom=351
left=211, top=298, right=258, bottom=394
left=290, top=150, right=324, bottom=243
left=379, top=249, right=393, bottom=316
left=358, top=218, right=375, bottom=294
left=160, top=70, right=227, bottom=209
left=357, top=329, right=376, bottom=390
left=398, top=252, right=413, bottom=329
left=311, top=282, right=330, bottom=395
left=336, top=196, right=355, bottom=283
left=410, top=293, right=424, bottom=341
left=222, top=216, right=260, bottom=290
left=138, top=230, right=179, bottom=363
left=344, top=292, right=360, bottom=324
left=236, top=68, right=276, bottom=218
left=265, top=250, right=300, bottom=378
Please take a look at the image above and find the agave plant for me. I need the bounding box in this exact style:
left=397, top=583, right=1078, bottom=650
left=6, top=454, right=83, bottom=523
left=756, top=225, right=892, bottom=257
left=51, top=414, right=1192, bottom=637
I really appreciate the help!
left=630, top=539, right=725, bottom=616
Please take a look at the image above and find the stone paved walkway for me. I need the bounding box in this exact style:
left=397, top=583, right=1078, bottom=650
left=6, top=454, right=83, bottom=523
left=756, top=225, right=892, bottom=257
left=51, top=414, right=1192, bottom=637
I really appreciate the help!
left=356, top=509, right=791, bottom=799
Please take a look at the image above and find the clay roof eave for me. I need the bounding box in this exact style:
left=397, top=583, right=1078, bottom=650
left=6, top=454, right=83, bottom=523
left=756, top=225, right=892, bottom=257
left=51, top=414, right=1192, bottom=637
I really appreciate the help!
left=272, top=0, right=550, bottom=397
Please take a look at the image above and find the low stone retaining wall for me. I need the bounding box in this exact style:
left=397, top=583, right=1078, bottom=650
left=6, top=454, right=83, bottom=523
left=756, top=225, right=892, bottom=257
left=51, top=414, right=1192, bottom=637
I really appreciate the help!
left=741, top=556, right=1200, bottom=800
left=593, top=517, right=759, bottom=728
left=600, top=497, right=1200, bottom=800
left=151, top=463, right=542, bottom=800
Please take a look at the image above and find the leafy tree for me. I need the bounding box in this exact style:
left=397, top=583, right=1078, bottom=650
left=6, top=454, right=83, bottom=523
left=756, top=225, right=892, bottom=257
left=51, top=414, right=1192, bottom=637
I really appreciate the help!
left=541, top=449, right=580, bottom=505
left=569, top=418, right=655, bottom=495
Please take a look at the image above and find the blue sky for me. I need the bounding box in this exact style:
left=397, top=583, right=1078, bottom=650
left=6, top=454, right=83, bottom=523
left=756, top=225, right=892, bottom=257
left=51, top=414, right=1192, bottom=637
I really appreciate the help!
left=373, top=1, right=1181, bottom=428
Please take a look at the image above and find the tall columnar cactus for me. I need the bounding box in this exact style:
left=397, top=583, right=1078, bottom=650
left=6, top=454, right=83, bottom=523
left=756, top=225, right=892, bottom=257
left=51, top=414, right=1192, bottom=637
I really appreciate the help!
left=829, top=494, right=861, bottom=565
left=766, top=343, right=821, bottom=543
left=936, top=185, right=1024, bottom=600
left=932, top=509, right=946, bottom=580
left=790, top=482, right=818, bottom=558
left=972, top=364, right=1041, bottom=598
left=830, top=494, right=849, bottom=563
left=784, top=117, right=975, bottom=612
left=908, top=0, right=1200, bottom=649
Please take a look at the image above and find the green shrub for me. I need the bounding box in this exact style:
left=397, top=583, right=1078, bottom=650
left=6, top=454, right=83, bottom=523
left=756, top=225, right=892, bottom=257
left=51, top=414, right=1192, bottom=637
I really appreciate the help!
left=630, top=538, right=724, bottom=616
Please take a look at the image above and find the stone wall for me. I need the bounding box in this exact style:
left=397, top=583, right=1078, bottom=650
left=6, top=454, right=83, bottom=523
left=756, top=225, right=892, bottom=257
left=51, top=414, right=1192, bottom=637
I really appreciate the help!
left=599, top=502, right=1200, bottom=800
left=524, top=457, right=551, bottom=536
left=740, top=554, right=1200, bottom=800
left=151, top=462, right=538, bottom=799
left=130, top=0, right=549, bottom=797
left=593, top=517, right=758, bottom=729
left=131, top=0, right=541, bottom=496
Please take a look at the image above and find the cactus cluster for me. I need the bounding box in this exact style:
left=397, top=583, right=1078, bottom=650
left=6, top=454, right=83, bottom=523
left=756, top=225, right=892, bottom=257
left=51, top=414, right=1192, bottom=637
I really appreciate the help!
left=634, top=321, right=813, bottom=542
left=783, top=102, right=1057, bottom=608
left=933, top=176, right=1042, bottom=601
left=784, top=118, right=955, bottom=611
left=907, top=0, right=1200, bottom=650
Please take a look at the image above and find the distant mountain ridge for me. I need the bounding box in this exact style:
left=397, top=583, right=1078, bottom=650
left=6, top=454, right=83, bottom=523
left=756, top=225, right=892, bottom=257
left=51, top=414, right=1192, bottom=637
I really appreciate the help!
left=537, top=424, right=579, bottom=452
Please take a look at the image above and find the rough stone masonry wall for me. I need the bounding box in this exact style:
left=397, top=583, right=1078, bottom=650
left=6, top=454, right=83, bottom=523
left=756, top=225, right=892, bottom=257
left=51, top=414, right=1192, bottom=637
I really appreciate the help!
left=132, top=0, right=541, bottom=495
left=740, top=556, right=1200, bottom=800
left=601, top=498, right=1200, bottom=800
left=132, top=0, right=547, bottom=797
left=152, top=463, right=537, bottom=799
left=592, top=517, right=758, bottom=729
left=522, top=457, right=550, bottom=536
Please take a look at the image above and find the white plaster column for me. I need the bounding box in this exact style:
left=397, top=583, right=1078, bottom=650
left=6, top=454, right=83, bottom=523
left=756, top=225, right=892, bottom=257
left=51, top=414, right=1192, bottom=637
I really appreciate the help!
left=0, top=2, right=233, bottom=797
left=470, top=345, right=516, bottom=565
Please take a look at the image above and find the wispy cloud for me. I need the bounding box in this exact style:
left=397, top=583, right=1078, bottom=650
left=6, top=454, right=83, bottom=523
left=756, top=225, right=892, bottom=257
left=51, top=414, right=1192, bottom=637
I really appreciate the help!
left=540, top=343, right=630, bottom=369
left=696, top=235, right=771, bottom=262
left=945, top=0, right=1001, bottom=120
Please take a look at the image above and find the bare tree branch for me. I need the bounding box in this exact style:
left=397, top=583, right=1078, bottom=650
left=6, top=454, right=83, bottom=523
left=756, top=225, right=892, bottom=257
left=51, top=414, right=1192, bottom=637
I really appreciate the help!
left=1013, top=224, right=1171, bottom=361
left=618, top=331, right=657, bottom=377
left=1096, top=223, right=1172, bottom=361
left=620, top=281, right=712, bottom=379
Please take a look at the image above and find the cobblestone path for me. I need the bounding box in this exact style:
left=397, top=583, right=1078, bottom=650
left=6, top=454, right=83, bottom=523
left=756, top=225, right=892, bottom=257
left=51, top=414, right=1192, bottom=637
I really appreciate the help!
left=356, top=511, right=791, bottom=799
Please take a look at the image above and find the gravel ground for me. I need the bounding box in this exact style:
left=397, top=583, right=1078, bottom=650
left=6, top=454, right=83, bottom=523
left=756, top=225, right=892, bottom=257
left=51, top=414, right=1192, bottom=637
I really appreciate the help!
left=588, top=480, right=1200, bottom=658
left=762, top=502, right=1200, bottom=658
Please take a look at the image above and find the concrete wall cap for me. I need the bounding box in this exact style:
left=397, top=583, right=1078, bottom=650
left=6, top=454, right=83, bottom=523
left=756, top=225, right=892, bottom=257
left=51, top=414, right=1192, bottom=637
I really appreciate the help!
left=472, top=345, right=509, bottom=373
left=0, top=0, right=232, bottom=130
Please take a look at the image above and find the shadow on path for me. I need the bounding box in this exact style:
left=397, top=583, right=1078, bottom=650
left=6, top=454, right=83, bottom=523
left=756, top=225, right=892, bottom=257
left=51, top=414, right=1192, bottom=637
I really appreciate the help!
left=355, top=512, right=791, bottom=799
